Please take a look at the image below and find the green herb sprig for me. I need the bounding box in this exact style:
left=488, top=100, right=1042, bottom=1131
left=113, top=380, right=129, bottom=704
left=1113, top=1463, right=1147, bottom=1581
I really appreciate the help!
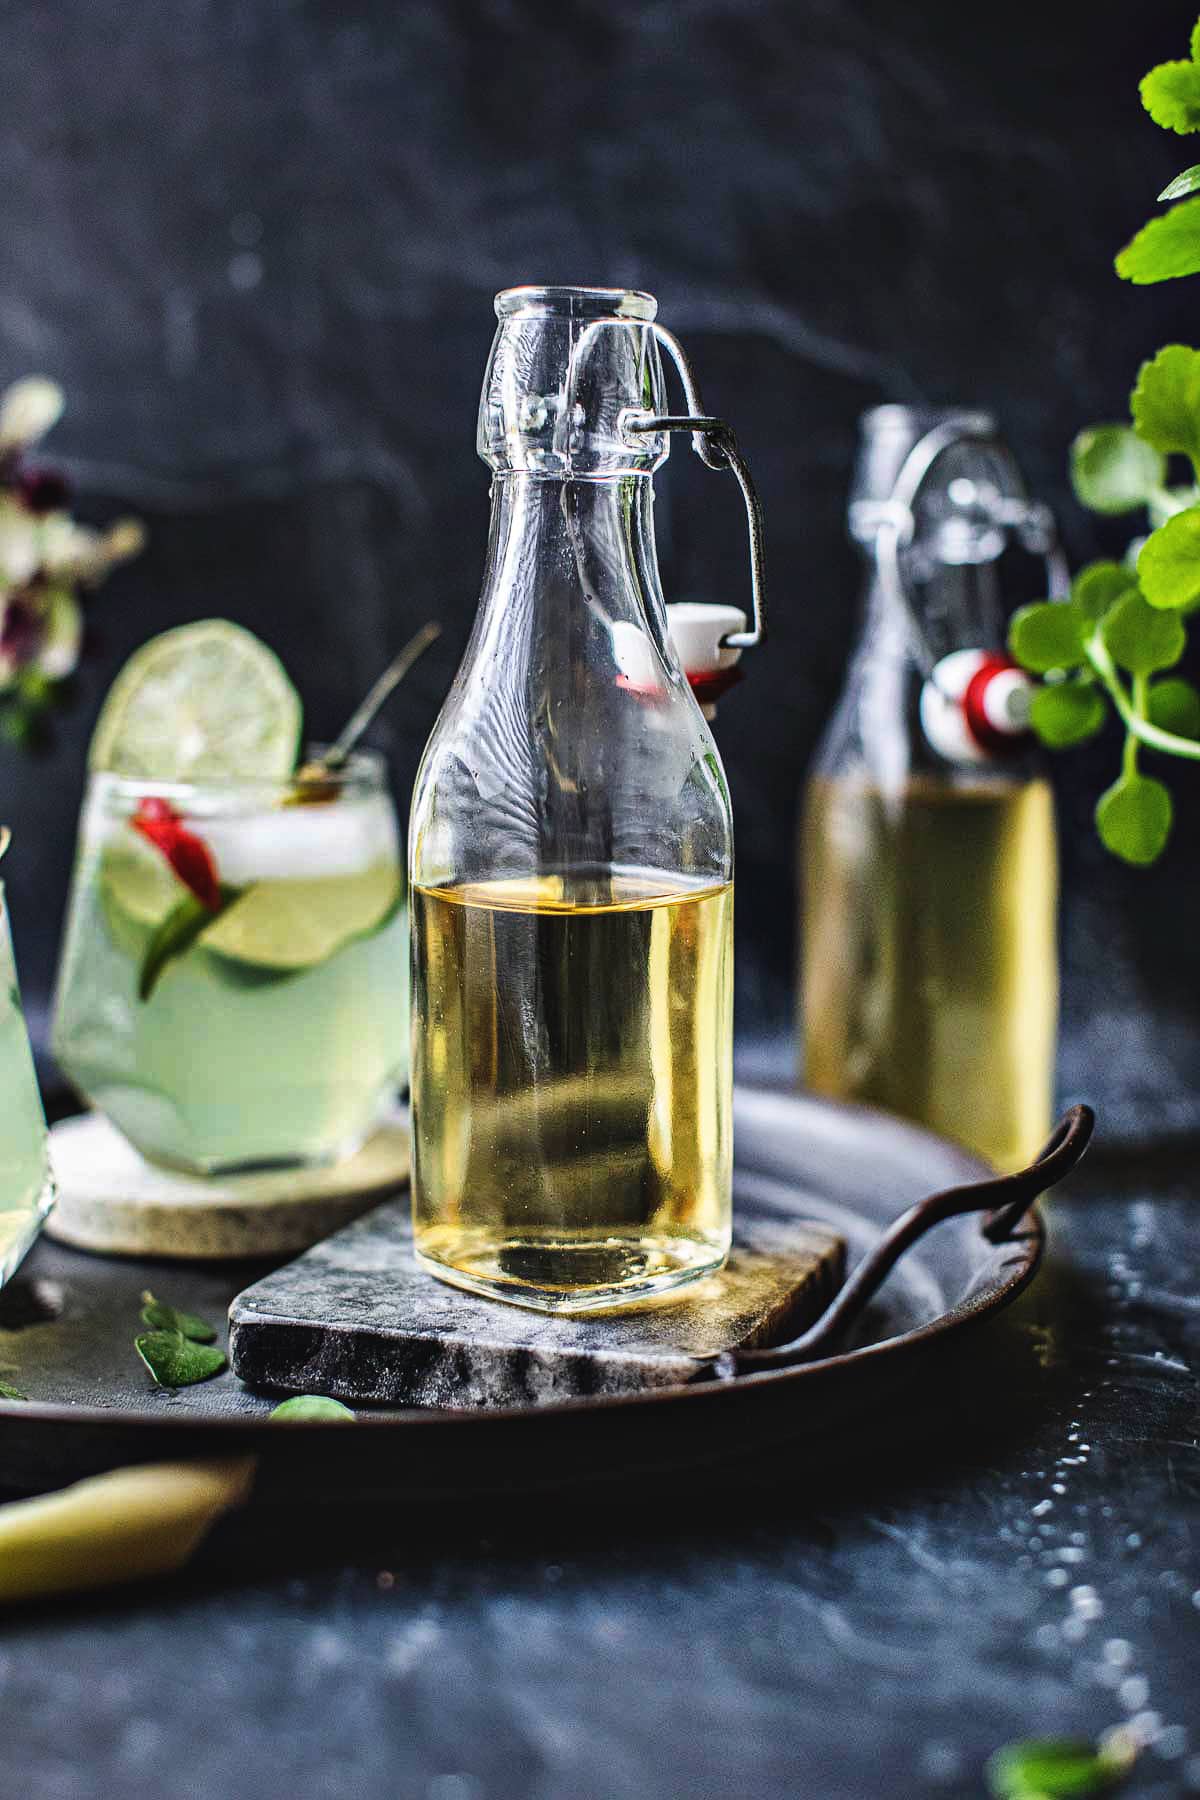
left=1009, top=17, right=1200, bottom=862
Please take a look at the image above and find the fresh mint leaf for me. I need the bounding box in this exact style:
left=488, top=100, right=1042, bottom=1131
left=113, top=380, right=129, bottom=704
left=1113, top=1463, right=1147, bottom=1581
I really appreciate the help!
left=0, top=1380, right=26, bottom=1401
left=269, top=1395, right=356, bottom=1422
left=1070, top=426, right=1164, bottom=513
left=1096, top=772, right=1173, bottom=864
left=987, top=1735, right=1133, bottom=1798
left=1148, top=674, right=1200, bottom=737
left=139, top=884, right=240, bottom=1002
left=1116, top=196, right=1200, bottom=283
left=1029, top=683, right=1107, bottom=748
left=140, top=1291, right=218, bottom=1345
left=135, top=1329, right=227, bottom=1389
left=1140, top=59, right=1200, bottom=133
left=1137, top=507, right=1200, bottom=607
left=1130, top=344, right=1200, bottom=459
left=1009, top=602, right=1087, bottom=673
left=1071, top=561, right=1139, bottom=623
left=1160, top=162, right=1200, bottom=201
left=1100, top=589, right=1187, bottom=674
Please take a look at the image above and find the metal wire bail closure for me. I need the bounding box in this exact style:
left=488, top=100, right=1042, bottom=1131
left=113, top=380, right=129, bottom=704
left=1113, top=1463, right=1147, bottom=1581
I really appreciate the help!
left=620, top=325, right=766, bottom=651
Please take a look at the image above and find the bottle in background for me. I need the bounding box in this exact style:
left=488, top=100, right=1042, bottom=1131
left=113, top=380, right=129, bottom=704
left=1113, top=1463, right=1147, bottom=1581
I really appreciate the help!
left=799, top=407, right=1060, bottom=1172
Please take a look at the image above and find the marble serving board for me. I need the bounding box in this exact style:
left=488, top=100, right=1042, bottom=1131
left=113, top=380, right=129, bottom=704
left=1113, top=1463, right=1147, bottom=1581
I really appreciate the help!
left=228, top=1203, right=846, bottom=1407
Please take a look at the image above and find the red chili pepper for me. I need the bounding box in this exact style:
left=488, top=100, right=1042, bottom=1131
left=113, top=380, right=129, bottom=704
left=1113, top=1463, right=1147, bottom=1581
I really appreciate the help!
left=131, top=798, right=222, bottom=911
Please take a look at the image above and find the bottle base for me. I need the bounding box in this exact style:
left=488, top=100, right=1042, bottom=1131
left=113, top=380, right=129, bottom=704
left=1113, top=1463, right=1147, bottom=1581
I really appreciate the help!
left=414, top=1232, right=729, bottom=1315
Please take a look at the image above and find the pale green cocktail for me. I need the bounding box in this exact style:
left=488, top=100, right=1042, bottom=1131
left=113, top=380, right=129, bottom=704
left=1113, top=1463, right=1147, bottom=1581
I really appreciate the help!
left=52, top=755, right=408, bottom=1173
left=0, top=882, right=55, bottom=1284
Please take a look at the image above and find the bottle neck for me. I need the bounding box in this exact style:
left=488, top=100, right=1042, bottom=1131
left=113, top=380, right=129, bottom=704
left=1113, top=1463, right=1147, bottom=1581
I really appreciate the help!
left=474, top=471, right=675, bottom=670
left=857, top=546, right=1009, bottom=673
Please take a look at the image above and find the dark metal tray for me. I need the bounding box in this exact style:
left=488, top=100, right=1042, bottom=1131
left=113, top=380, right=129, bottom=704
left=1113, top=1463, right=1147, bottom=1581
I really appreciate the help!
left=0, top=1086, right=1042, bottom=1502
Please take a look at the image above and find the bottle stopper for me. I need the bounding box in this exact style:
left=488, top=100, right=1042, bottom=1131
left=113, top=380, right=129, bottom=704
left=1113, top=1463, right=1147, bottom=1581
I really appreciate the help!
left=611, top=603, right=747, bottom=720
left=919, top=649, right=1033, bottom=766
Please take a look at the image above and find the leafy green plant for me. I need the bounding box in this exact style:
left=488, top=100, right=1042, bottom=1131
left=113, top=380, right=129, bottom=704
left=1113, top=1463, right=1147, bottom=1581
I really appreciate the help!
left=1009, top=18, right=1200, bottom=862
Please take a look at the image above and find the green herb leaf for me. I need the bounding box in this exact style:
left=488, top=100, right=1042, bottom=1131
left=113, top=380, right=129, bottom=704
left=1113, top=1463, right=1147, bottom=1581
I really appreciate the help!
left=1096, top=772, right=1173, bottom=865
left=135, top=1329, right=227, bottom=1389
left=1008, top=602, right=1087, bottom=673
left=0, top=1380, right=26, bottom=1401
left=1148, top=674, right=1200, bottom=737
left=1099, top=589, right=1187, bottom=674
left=1130, top=344, right=1200, bottom=459
left=1070, top=426, right=1164, bottom=514
left=1116, top=196, right=1200, bottom=283
left=1160, top=162, right=1200, bottom=201
left=987, top=1735, right=1133, bottom=1799
left=138, top=885, right=241, bottom=1002
left=1029, top=682, right=1107, bottom=748
left=269, top=1395, right=356, bottom=1422
left=1140, top=59, right=1200, bottom=133
left=140, top=1290, right=218, bottom=1345
left=1137, top=507, right=1200, bottom=607
left=1071, top=561, right=1139, bottom=623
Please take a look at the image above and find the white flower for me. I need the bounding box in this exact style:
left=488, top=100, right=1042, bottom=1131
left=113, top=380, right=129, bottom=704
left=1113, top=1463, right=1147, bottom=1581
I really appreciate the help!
left=0, top=497, right=40, bottom=587
left=0, top=378, right=64, bottom=452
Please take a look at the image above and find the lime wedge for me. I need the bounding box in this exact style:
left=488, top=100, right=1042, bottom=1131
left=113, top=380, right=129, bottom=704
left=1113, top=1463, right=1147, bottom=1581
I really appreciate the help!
left=199, top=864, right=404, bottom=974
left=89, top=621, right=302, bottom=780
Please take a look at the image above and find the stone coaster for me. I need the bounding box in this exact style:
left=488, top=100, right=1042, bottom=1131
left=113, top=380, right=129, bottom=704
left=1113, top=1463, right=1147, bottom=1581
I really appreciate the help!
left=228, top=1204, right=846, bottom=1406
left=44, top=1112, right=411, bottom=1261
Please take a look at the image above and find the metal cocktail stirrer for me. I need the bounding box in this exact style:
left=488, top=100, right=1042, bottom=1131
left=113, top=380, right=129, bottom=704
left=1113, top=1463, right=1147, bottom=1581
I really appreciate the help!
left=696, top=1103, right=1095, bottom=1381
left=297, top=621, right=441, bottom=781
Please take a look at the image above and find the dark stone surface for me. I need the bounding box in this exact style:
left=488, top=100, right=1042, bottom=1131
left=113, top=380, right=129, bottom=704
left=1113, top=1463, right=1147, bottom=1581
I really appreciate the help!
left=1, top=0, right=1198, bottom=1142
left=1, top=1136, right=1197, bottom=1799
left=228, top=1205, right=844, bottom=1405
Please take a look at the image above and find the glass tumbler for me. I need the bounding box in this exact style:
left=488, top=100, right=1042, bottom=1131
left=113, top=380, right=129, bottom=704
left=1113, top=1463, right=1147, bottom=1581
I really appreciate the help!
left=0, top=878, right=55, bottom=1285
left=53, top=752, right=408, bottom=1174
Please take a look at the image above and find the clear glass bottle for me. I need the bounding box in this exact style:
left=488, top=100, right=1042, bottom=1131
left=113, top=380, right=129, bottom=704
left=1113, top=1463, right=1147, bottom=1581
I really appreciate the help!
left=410, top=286, right=735, bottom=1312
left=800, top=406, right=1060, bottom=1173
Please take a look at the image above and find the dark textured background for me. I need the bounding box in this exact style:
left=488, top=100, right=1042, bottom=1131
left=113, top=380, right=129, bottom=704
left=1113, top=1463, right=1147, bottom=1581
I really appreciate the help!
left=4, top=0, right=1198, bottom=1131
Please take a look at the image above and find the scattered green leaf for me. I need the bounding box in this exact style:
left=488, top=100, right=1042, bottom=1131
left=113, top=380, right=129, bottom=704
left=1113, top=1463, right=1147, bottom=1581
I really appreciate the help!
left=1137, top=507, right=1200, bottom=607
left=986, top=1734, right=1135, bottom=1799
left=1071, top=561, right=1139, bottom=622
left=1099, top=589, right=1187, bottom=674
left=138, top=886, right=241, bottom=1002
left=1070, top=426, right=1164, bottom=514
left=140, top=1291, right=218, bottom=1345
left=1147, top=674, right=1200, bottom=737
left=269, top=1395, right=356, bottom=1423
left=1008, top=602, right=1087, bottom=673
left=1140, top=59, right=1200, bottom=134
left=0, top=1381, right=26, bottom=1402
left=1096, top=772, right=1173, bottom=865
left=135, top=1330, right=227, bottom=1390
left=1029, top=683, right=1107, bottom=748
left=1116, top=195, right=1200, bottom=283
left=1130, top=344, right=1200, bottom=460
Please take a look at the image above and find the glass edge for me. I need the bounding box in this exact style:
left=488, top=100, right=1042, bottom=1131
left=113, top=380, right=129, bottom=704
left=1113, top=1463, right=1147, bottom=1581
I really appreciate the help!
left=86, top=746, right=389, bottom=808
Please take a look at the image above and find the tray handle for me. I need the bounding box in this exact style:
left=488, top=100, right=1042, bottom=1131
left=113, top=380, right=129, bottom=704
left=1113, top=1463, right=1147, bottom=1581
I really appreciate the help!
left=702, top=1104, right=1094, bottom=1380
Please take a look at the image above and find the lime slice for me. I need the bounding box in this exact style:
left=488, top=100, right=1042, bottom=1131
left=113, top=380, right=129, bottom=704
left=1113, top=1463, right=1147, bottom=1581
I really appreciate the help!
left=200, top=864, right=404, bottom=974
left=89, top=620, right=302, bottom=780
left=98, top=836, right=183, bottom=951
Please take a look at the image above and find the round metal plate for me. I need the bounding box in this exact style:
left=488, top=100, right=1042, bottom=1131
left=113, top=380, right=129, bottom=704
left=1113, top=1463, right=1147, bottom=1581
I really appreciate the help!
left=0, top=1086, right=1042, bottom=1500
